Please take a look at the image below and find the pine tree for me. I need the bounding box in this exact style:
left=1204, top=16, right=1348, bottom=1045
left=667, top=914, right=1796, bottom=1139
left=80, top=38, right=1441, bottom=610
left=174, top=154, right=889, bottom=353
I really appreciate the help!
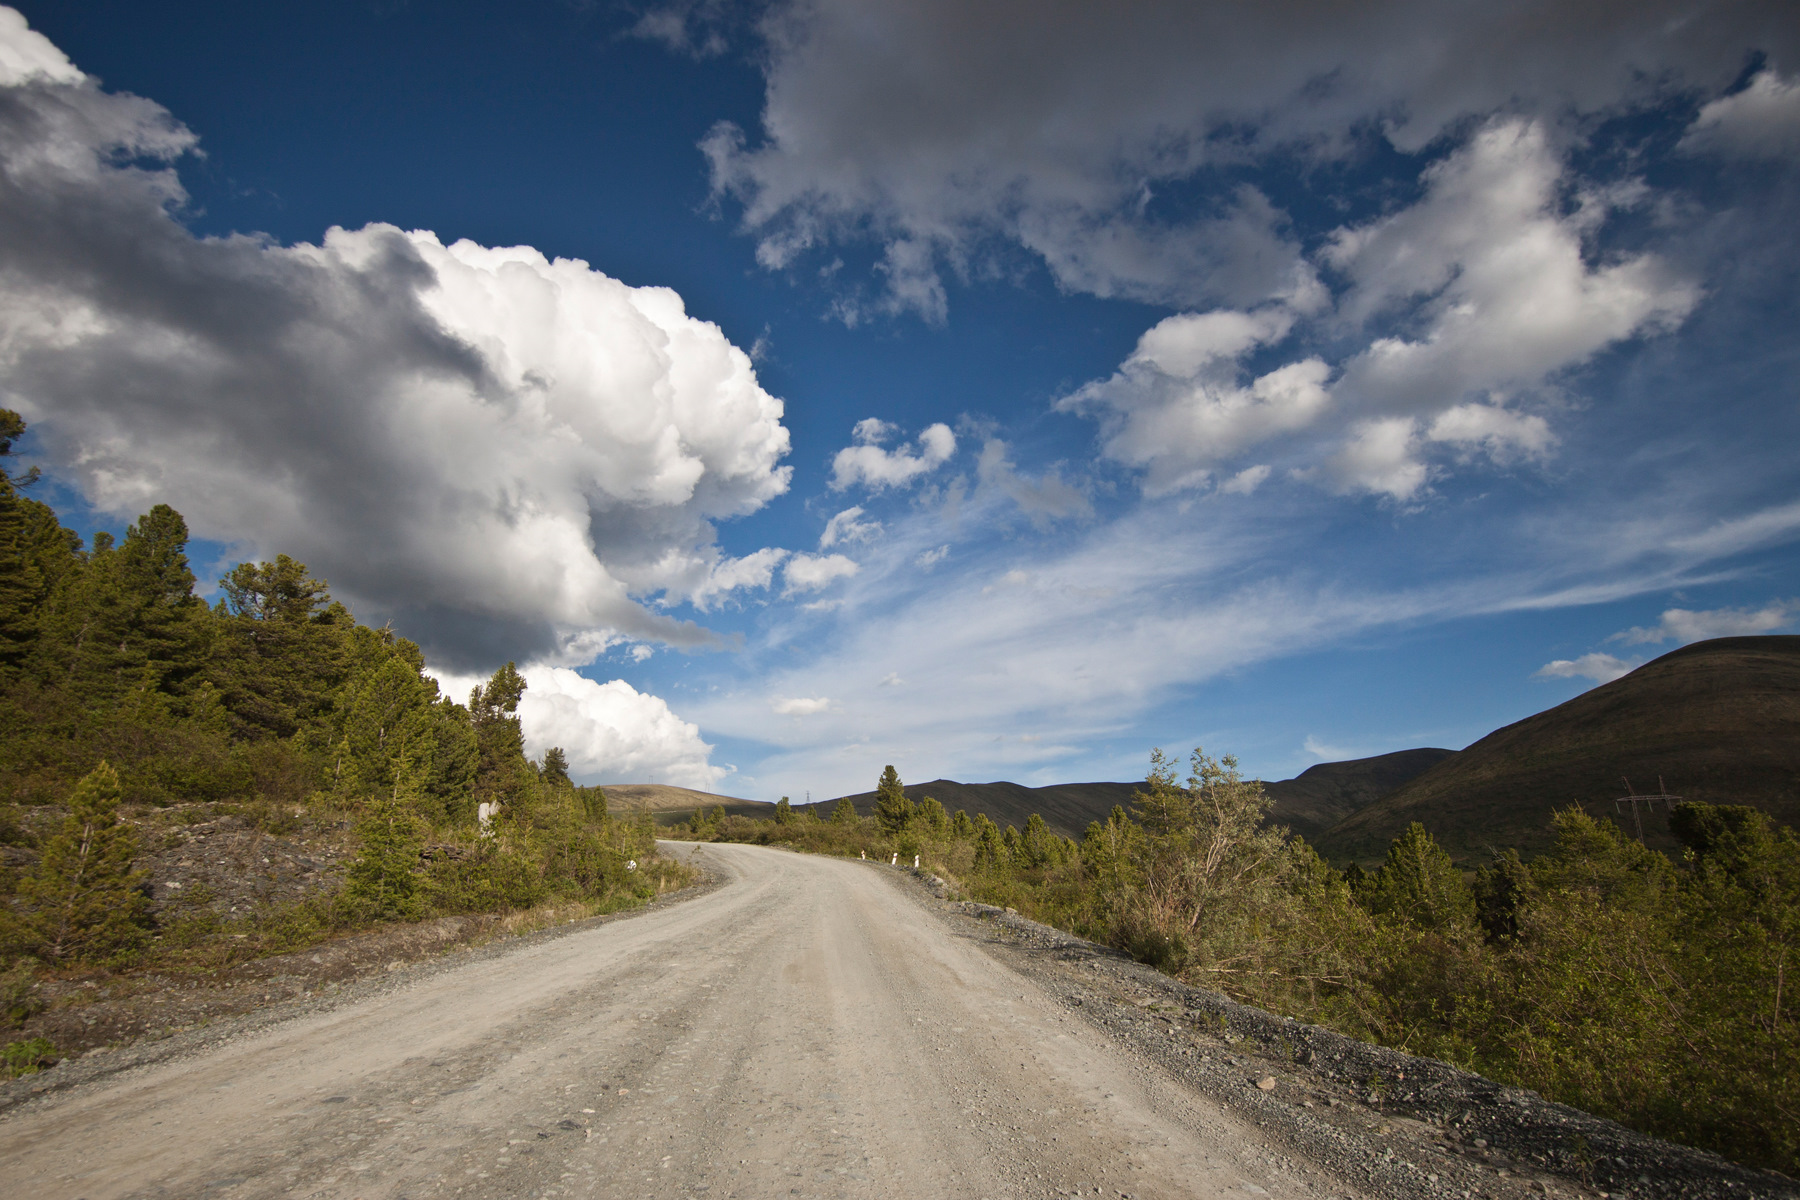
left=210, top=555, right=351, bottom=740
left=19, top=762, right=148, bottom=962
left=1021, top=813, right=1054, bottom=868
left=872, top=764, right=912, bottom=834
left=0, top=411, right=78, bottom=685
left=1360, top=822, right=1475, bottom=932
left=542, top=747, right=571, bottom=788
left=830, top=796, right=858, bottom=825
left=774, top=796, right=793, bottom=825
left=345, top=780, right=425, bottom=921
left=471, top=662, right=533, bottom=824
left=973, top=814, right=1003, bottom=869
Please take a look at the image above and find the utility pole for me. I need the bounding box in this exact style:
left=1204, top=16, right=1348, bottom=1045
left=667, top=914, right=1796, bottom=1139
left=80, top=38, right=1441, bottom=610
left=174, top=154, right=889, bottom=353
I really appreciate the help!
left=1614, top=776, right=1681, bottom=842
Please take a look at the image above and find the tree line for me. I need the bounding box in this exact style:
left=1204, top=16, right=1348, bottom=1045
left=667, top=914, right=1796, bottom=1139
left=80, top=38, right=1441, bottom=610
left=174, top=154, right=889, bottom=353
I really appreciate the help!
left=680, top=751, right=1799, bottom=1177
left=0, top=410, right=680, bottom=1002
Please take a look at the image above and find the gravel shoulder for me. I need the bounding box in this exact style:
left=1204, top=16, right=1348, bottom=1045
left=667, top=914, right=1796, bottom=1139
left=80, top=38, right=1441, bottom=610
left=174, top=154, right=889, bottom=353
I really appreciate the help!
left=0, top=842, right=1787, bottom=1200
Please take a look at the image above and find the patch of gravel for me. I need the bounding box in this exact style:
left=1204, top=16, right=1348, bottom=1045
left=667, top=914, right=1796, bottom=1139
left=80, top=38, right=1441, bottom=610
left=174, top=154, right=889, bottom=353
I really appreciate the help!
left=918, top=875, right=1794, bottom=1200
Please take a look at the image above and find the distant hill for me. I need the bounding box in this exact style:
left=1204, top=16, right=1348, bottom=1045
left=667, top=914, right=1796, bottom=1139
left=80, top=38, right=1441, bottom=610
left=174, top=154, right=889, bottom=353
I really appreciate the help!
left=1314, top=636, right=1800, bottom=865
left=807, top=748, right=1452, bottom=842
left=599, top=784, right=768, bottom=813
left=1262, top=748, right=1457, bottom=841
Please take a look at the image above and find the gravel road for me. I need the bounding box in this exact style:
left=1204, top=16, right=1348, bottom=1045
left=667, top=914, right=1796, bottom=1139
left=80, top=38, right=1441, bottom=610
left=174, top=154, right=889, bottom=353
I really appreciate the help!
left=0, top=841, right=1381, bottom=1200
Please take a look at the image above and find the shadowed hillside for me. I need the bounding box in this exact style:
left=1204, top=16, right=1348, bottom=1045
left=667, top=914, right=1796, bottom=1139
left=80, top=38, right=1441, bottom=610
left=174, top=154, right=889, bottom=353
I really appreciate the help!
left=1261, top=748, right=1456, bottom=840
left=1315, top=636, right=1800, bottom=864
left=811, top=748, right=1452, bottom=840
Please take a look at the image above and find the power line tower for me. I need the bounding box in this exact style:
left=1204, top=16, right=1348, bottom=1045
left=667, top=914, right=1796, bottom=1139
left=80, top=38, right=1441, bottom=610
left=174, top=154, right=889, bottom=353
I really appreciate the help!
left=1614, top=776, right=1681, bottom=842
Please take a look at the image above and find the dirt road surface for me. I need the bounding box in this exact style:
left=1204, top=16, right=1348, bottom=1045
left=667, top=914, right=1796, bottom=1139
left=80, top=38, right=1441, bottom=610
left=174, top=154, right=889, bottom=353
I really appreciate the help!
left=2, top=843, right=1381, bottom=1199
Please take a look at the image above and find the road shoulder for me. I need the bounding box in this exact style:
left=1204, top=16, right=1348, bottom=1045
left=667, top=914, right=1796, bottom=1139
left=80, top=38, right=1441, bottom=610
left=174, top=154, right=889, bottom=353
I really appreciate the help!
left=881, top=863, right=1795, bottom=1200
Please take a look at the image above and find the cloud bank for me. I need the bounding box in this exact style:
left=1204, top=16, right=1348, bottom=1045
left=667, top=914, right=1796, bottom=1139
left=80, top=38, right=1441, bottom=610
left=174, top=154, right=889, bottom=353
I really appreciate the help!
left=0, top=12, right=793, bottom=670
left=516, top=668, right=723, bottom=789
left=704, top=0, right=1791, bottom=319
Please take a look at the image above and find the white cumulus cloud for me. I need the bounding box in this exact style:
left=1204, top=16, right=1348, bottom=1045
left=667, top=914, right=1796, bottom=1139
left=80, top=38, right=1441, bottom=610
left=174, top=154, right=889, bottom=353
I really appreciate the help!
left=1059, top=308, right=1330, bottom=495
left=0, top=12, right=792, bottom=670
left=514, top=668, right=723, bottom=789
left=1330, top=121, right=1699, bottom=418
left=829, top=419, right=956, bottom=491
left=782, top=552, right=859, bottom=596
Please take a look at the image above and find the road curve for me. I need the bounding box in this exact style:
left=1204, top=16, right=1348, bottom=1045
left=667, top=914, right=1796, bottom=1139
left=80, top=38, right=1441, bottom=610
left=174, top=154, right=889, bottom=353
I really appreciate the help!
left=0, top=842, right=1354, bottom=1200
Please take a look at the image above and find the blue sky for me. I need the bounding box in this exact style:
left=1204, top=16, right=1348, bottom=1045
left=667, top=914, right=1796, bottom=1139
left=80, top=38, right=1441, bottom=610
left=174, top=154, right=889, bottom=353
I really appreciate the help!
left=3, top=1, right=1797, bottom=800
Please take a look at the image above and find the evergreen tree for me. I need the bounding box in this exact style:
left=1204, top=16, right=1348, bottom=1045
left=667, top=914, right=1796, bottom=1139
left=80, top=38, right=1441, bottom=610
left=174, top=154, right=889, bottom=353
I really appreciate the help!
left=345, top=779, right=425, bottom=921
left=471, top=662, right=532, bottom=823
left=774, top=796, right=793, bottom=825
left=1360, top=822, right=1476, bottom=932
left=872, top=764, right=912, bottom=834
left=973, top=814, right=1004, bottom=870
left=210, top=555, right=351, bottom=740
left=915, top=795, right=948, bottom=837
left=18, top=762, right=147, bottom=962
left=1021, top=813, right=1054, bottom=868
left=0, top=411, right=78, bottom=686
left=951, top=809, right=973, bottom=839
left=542, top=747, right=571, bottom=788
left=830, top=796, right=858, bottom=825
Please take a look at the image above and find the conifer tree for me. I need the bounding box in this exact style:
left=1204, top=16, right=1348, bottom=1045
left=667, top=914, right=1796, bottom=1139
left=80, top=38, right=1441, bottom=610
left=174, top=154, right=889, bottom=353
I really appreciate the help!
left=951, top=809, right=973, bottom=838
left=872, top=764, right=912, bottom=834
left=915, top=795, right=948, bottom=837
left=973, top=814, right=1003, bottom=869
left=471, top=662, right=532, bottom=823
left=1360, top=821, right=1475, bottom=932
left=346, top=779, right=425, bottom=921
left=542, top=747, right=571, bottom=788
left=0, top=411, right=78, bottom=685
left=830, top=795, right=858, bottom=825
left=1021, top=813, right=1054, bottom=868
left=210, top=555, right=350, bottom=740
left=774, top=796, right=793, bottom=825
left=19, top=762, right=147, bottom=962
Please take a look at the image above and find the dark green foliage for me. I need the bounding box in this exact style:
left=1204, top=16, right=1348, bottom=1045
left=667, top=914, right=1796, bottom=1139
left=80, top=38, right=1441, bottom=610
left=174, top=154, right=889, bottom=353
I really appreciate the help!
left=541, top=747, right=571, bottom=788
left=872, top=764, right=912, bottom=834
left=0, top=465, right=689, bottom=1013
left=470, top=662, right=533, bottom=823
left=1472, top=849, right=1530, bottom=942
left=1359, top=822, right=1475, bottom=932
left=345, top=785, right=425, bottom=921
left=830, top=795, right=858, bottom=825
left=774, top=796, right=793, bottom=825
left=15, top=762, right=148, bottom=962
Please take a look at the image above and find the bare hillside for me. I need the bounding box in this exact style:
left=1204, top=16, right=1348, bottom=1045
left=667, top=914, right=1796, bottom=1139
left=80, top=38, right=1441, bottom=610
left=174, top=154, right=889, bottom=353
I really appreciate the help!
left=1315, top=635, right=1800, bottom=864
left=598, top=784, right=766, bottom=813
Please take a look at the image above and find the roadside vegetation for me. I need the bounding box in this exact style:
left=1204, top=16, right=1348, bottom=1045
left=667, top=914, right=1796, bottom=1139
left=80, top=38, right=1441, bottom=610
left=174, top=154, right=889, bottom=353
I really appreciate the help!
left=679, top=754, right=1800, bottom=1176
left=0, top=410, right=688, bottom=1078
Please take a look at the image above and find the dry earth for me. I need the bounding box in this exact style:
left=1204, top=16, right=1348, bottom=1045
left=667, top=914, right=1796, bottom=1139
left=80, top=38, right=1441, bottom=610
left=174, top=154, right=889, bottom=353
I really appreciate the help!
left=0, top=842, right=1789, bottom=1200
